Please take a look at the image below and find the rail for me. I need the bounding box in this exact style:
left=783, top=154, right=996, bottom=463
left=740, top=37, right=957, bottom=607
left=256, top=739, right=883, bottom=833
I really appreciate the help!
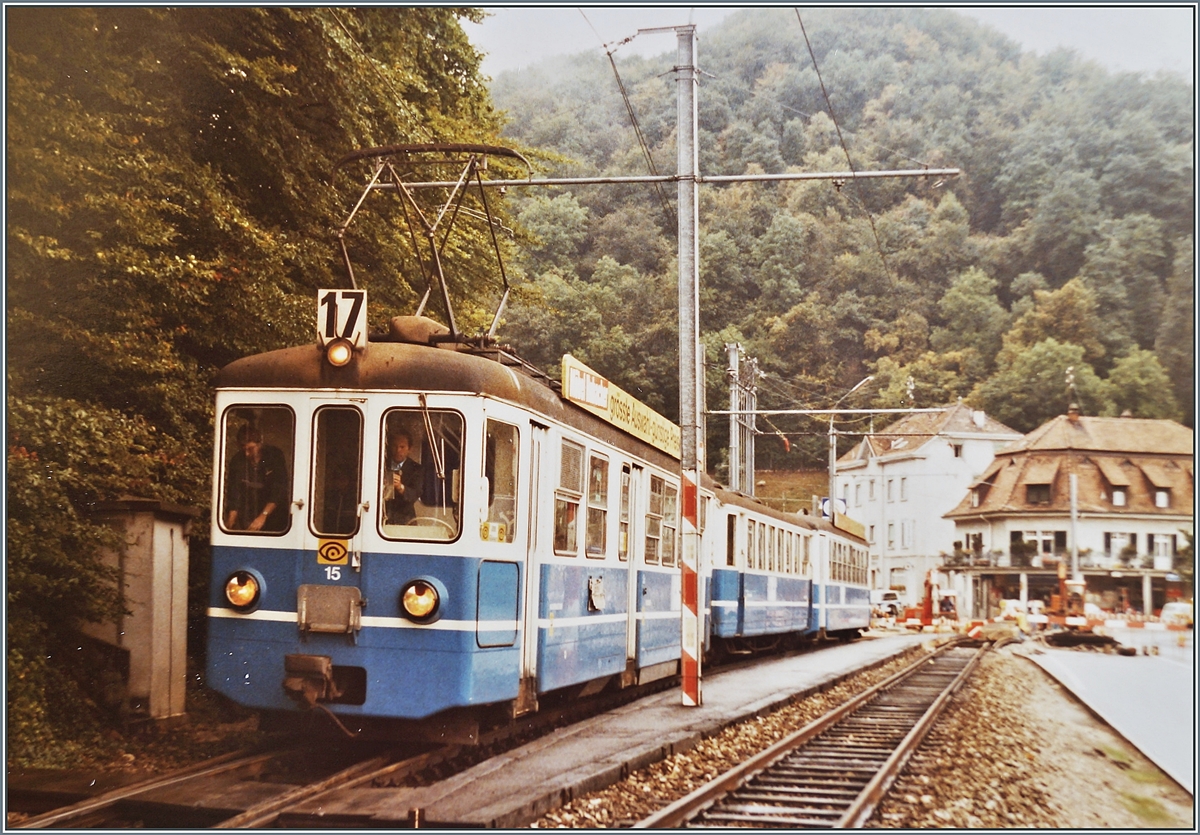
left=635, top=639, right=987, bottom=828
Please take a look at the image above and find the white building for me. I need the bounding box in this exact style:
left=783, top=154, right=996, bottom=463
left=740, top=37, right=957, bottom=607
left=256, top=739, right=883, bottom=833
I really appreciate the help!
left=835, top=403, right=1022, bottom=607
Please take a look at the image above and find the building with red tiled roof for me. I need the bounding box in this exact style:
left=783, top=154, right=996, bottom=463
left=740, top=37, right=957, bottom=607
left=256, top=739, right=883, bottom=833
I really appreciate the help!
left=835, top=402, right=1023, bottom=605
left=945, top=408, right=1193, bottom=618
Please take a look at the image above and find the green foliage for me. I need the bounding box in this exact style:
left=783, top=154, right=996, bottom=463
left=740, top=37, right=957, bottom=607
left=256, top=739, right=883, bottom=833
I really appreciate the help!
left=7, top=393, right=198, bottom=763
left=999, top=277, right=1109, bottom=370
left=1105, top=349, right=1182, bottom=421
left=7, top=7, right=502, bottom=761
left=969, top=339, right=1114, bottom=432
left=929, top=267, right=1009, bottom=379
left=1154, top=239, right=1195, bottom=425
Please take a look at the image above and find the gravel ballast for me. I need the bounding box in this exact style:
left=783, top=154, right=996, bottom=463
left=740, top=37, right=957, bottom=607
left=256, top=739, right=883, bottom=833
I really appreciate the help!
left=534, top=645, right=1193, bottom=828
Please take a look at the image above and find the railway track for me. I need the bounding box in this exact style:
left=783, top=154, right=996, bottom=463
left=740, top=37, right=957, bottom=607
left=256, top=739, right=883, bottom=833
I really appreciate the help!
left=635, top=639, right=987, bottom=829
left=10, top=640, right=806, bottom=829
left=12, top=741, right=456, bottom=829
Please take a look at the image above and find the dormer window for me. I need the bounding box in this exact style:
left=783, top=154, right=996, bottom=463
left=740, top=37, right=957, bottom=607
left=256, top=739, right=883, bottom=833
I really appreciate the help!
left=952, top=444, right=963, bottom=458
left=1155, top=489, right=1170, bottom=508
left=1111, top=487, right=1127, bottom=507
left=1026, top=484, right=1051, bottom=505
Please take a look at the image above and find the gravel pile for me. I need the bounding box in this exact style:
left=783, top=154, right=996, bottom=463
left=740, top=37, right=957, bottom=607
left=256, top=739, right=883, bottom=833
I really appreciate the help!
left=533, top=644, right=931, bottom=828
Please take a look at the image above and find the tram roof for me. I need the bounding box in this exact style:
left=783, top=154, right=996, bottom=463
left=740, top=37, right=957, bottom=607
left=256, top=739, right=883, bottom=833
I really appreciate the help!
left=214, top=341, right=679, bottom=470
left=706, top=477, right=864, bottom=542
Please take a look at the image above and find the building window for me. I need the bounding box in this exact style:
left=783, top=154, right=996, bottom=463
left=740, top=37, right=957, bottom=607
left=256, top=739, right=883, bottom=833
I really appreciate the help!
left=887, top=479, right=894, bottom=502
left=887, top=522, right=895, bottom=549
left=1155, top=489, right=1170, bottom=508
left=971, top=488, right=982, bottom=508
left=1026, top=483, right=1051, bottom=505
left=1153, top=534, right=1176, bottom=558
left=952, top=444, right=963, bottom=458
left=869, top=479, right=875, bottom=500
left=901, top=520, right=914, bottom=549
left=868, top=524, right=875, bottom=544
left=900, top=477, right=908, bottom=501
left=1111, top=487, right=1127, bottom=507
left=855, top=482, right=862, bottom=507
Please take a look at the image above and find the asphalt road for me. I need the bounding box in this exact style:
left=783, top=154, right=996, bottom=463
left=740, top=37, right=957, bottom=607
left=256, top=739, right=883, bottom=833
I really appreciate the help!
left=1026, top=633, right=1194, bottom=795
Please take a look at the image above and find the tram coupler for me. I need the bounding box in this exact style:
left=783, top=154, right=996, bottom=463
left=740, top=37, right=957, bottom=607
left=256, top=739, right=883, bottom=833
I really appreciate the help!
left=283, top=654, right=343, bottom=707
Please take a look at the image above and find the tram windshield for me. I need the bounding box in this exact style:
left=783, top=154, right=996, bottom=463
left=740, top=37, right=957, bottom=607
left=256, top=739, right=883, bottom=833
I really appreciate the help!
left=380, top=408, right=464, bottom=541
left=220, top=406, right=294, bottom=534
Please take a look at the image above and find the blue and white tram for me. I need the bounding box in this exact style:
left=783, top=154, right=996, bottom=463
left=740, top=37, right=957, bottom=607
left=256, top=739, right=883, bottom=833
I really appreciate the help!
left=702, top=485, right=870, bottom=653
left=206, top=315, right=691, bottom=741
left=205, top=306, right=870, bottom=741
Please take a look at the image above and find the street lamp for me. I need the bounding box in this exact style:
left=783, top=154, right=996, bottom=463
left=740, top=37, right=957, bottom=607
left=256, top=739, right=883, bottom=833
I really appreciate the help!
left=828, top=376, right=874, bottom=517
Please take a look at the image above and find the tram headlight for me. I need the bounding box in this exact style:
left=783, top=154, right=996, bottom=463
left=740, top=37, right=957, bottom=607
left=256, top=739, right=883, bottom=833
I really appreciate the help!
left=325, top=338, right=354, bottom=367
left=400, top=578, right=441, bottom=623
left=224, top=570, right=262, bottom=611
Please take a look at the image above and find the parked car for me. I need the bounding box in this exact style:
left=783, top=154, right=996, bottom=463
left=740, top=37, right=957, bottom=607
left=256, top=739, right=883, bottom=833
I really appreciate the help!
left=1160, top=601, right=1193, bottom=628
left=870, top=589, right=902, bottom=618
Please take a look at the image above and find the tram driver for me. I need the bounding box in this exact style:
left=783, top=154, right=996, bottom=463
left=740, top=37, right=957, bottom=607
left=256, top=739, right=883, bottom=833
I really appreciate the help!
left=225, top=425, right=290, bottom=532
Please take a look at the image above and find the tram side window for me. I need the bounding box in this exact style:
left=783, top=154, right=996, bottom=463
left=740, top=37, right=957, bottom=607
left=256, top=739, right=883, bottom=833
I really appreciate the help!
left=484, top=420, right=519, bottom=543
left=586, top=455, right=609, bottom=558
left=758, top=522, right=767, bottom=570
left=661, top=482, right=678, bottom=567
left=380, top=409, right=464, bottom=541
left=312, top=407, right=363, bottom=537
left=746, top=521, right=755, bottom=571
left=618, top=466, right=631, bottom=561
left=554, top=440, right=584, bottom=555
left=726, top=515, right=736, bottom=567
left=802, top=535, right=811, bottom=576
left=645, top=475, right=664, bottom=565
left=221, top=407, right=294, bottom=534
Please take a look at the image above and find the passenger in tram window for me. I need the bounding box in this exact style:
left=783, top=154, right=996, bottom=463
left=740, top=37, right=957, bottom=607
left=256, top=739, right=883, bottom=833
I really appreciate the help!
left=225, top=425, right=290, bottom=532
left=383, top=428, right=424, bottom=524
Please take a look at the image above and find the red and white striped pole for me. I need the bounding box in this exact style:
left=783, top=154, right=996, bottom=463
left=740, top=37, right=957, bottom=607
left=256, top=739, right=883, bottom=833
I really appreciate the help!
left=681, top=472, right=701, bottom=705
left=675, top=24, right=703, bottom=707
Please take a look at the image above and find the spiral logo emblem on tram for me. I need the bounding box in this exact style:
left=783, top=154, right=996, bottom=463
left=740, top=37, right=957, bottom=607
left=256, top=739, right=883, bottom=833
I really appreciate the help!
left=317, top=539, right=349, bottom=564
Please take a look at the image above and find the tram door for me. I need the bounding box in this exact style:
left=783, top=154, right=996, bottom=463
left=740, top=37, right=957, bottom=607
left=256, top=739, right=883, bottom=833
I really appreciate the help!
left=517, top=422, right=548, bottom=714
left=623, top=464, right=642, bottom=668
left=303, top=402, right=366, bottom=601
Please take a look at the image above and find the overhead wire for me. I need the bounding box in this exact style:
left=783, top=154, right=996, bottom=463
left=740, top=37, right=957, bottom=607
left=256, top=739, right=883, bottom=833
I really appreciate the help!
left=579, top=9, right=678, bottom=229
left=328, top=9, right=432, bottom=141
left=794, top=10, right=894, bottom=285
left=777, top=102, right=933, bottom=169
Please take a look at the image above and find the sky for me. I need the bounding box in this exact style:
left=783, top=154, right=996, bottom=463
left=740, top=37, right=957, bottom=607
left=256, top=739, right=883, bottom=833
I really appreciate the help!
left=463, top=6, right=1196, bottom=78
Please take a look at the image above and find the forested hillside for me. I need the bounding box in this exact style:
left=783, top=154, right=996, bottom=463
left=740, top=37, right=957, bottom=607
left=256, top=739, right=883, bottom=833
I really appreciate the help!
left=491, top=7, right=1194, bottom=470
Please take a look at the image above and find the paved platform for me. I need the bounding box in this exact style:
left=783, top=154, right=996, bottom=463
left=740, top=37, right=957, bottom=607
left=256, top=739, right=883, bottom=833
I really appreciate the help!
left=1021, top=636, right=1194, bottom=795
left=294, top=633, right=932, bottom=827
